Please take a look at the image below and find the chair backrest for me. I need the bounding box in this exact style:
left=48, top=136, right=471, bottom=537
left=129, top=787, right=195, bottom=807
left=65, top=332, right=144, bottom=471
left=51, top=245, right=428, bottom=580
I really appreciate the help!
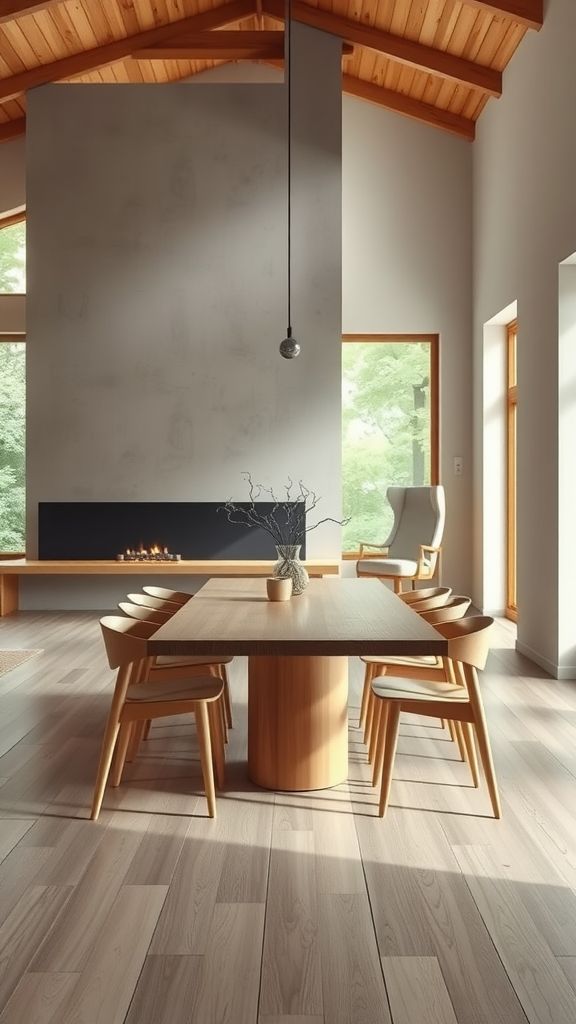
left=385, top=486, right=445, bottom=560
left=118, top=601, right=172, bottom=625
left=100, top=615, right=157, bottom=670
left=418, top=595, right=471, bottom=623
left=126, top=592, right=180, bottom=612
left=142, top=585, right=191, bottom=606
left=434, top=615, right=494, bottom=670
left=400, top=586, right=452, bottom=606
left=407, top=588, right=452, bottom=612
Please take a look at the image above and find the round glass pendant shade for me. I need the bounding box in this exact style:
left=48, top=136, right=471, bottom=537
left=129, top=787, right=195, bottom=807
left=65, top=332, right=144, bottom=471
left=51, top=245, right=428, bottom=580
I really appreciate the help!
left=279, top=329, right=300, bottom=359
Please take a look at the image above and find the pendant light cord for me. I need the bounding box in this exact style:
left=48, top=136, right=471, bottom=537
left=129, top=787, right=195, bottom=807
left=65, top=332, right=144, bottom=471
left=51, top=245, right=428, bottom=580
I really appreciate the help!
left=286, top=0, right=292, bottom=337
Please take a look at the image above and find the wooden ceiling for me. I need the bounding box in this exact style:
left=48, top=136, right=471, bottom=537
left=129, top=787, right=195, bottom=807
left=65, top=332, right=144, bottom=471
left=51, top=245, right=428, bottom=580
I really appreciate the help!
left=0, top=0, right=542, bottom=145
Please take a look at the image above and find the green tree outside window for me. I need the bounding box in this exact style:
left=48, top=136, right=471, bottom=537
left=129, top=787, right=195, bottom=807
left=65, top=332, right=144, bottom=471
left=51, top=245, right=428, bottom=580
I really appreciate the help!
left=342, top=339, right=434, bottom=554
left=0, top=219, right=26, bottom=552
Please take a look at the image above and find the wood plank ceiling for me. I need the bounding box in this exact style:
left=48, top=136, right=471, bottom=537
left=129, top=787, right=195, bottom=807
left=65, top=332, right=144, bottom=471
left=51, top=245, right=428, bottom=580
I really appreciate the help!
left=0, top=0, right=542, bottom=145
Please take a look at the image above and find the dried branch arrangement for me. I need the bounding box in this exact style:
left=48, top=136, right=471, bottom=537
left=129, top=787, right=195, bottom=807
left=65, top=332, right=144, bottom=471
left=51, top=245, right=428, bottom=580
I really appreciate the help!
left=219, top=473, right=349, bottom=547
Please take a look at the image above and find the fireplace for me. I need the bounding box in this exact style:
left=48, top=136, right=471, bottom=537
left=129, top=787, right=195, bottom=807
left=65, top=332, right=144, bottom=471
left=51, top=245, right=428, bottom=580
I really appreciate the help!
left=38, top=502, right=306, bottom=561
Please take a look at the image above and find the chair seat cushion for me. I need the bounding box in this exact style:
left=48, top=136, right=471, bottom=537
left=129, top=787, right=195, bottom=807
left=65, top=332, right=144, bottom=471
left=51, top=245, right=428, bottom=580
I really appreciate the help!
left=127, top=677, right=224, bottom=703
left=358, top=558, right=418, bottom=577
left=371, top=675, right=467, bottom=703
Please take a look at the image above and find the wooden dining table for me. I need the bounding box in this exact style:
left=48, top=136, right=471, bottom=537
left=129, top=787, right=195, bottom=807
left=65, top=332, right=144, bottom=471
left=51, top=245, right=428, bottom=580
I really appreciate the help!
left=147, top=576, right=448, bottom=792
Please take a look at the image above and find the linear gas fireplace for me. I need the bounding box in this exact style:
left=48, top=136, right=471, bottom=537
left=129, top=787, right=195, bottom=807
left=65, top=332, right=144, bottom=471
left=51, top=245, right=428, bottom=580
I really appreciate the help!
left=38, top=502, right=306, bottom=561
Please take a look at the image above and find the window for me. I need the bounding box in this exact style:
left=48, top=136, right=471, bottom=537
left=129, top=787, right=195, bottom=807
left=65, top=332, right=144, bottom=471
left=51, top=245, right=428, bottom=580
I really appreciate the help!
left=506, top=320, right=517, bottom=621
left=0, top=215, right=26, bottom=553
left=0, top=217, right=26, bottom=293
left=342, top=335, right=439, bottom=556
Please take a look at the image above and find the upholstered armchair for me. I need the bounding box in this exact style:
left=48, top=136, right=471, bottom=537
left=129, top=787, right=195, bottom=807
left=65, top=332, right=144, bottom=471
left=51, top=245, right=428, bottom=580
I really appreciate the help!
left=356, top=485, right=445, bottom=594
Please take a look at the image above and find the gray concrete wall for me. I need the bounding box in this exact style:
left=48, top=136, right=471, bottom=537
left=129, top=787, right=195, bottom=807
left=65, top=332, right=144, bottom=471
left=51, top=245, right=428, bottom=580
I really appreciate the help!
left=24, top=25, right=342, bottom=608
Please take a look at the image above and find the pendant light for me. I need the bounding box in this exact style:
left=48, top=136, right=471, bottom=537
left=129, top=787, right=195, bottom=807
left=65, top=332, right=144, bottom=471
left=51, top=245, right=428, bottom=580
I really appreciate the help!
left=279, top=0, right=300, bottom=359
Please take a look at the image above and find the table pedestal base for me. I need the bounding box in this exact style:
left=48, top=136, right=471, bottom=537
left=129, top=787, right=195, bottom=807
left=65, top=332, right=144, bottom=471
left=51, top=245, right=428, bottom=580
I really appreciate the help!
left=247, top=655, right=349, bottom=791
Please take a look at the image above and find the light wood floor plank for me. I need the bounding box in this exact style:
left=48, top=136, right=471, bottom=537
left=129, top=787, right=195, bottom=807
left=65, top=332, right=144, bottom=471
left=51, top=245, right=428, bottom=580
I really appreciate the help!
left=319, top=893, right=391, bottom=1024
left=557, top=957, right=576, bottom=991
left=259, top=1017, right=324, bottom=1023
left=56, top=885, right=168, bottom=1024
left=0, top=819, right=35, bottom=864
left=124, top=954, right=203, bottom=1024
left=149, top=817, right=226, bottom=955
left=0, top=886, right=72, bottom=1011
left=192, top=903, right=265, bottom=1023
left=452, top=844, right=576, bottom=1024
left=215, top=796, right=274, bottom=903
left=30, top=817, right=147, bottom=972
left=382, top=956, right=458, bottom=1024
left=0, top=972, right=79, bottom=1024
left=355, top=811, right=528, bottom=1024
left=260, top=830, right=322, bottom=1016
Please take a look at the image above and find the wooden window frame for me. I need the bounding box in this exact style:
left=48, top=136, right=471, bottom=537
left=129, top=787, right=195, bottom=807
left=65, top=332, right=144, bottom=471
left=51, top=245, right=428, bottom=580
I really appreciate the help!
left=341, top=334, right=440, bottom=560
left=506, top=320, right=517, bottom=622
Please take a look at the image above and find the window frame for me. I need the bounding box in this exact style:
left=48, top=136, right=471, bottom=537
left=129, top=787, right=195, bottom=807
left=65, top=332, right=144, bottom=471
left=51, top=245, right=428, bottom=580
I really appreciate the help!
left=341, top=333, right=440, bottom=560
left=506, top=320, right=518, bottom=621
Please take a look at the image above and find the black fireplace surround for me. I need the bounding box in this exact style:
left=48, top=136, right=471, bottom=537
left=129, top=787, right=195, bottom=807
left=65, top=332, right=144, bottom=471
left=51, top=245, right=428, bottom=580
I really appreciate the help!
left=38, top=502, right=307, bottom=561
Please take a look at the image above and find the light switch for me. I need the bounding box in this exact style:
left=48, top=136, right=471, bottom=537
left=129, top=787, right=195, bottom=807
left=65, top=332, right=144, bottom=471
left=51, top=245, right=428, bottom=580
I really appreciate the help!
left=454, top=456, right=463, bottom=476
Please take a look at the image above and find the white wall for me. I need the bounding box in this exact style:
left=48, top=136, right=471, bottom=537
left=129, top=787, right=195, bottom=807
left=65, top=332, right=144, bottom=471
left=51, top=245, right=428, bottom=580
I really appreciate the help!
left=474, top=0, right=576, bottom=676
left=342, top=98, right=473, bottom=594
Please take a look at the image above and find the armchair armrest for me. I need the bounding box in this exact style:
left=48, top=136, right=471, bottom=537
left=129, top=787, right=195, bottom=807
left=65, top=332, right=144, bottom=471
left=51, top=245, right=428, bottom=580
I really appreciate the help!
left=358, top=542, right=389, bottom=560
left=418, top=544, right=442, bottom=577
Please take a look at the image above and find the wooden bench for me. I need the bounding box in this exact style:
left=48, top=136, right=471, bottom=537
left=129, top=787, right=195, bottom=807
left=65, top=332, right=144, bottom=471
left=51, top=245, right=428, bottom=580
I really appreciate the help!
left=0, top=558, right=341, bottom=616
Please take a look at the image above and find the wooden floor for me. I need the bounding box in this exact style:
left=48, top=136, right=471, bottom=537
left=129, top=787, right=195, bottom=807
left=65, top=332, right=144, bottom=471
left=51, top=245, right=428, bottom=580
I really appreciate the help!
left=1, top=611, right=576, bottom=1024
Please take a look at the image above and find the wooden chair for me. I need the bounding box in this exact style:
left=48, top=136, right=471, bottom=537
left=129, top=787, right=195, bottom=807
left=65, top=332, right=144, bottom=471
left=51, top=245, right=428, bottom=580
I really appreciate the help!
left=91, top=616, right=226, bottom=820
left=399, top=586, right=452, bottom=606
left=360, top=595, right=472, bottom=744
left=142, top=585, right=192, bottom=606
left=118, top=599, right=234, bottom=731
left=402, top=587, right=452, bottom=613
left=126, top=592, right=182, bottom=612
left=370, top=615, right=500, bottom=818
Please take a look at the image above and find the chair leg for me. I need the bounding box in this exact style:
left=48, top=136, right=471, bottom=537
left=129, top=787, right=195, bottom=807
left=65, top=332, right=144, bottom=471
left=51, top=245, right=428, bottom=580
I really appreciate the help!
left=378, top=703, right=402, bottom=817
left=464, top=665, right=502, bottom=818
left=221, top=668, right=233, bottom=729
left=364, top=687, right=378, bottom=753
left=111, top=722, right=133, bottom=787
left=460, top=722, right=480, bottom=787
left=90, top=719, right=121, bottom=820
left=127, top=720, right=146, bottom=762
left=453, top=721, right=468, bottom=762
left=368, top=698, right=382, bottom=768
left=372, top=700, right=389, bottom=787
left=194, top=701, right=217, bottom=818
left=90, top=665, right=132, bottom=821
left=208, top=698, right=226, bottom=790
left=359, top=662, right=373, bottom=730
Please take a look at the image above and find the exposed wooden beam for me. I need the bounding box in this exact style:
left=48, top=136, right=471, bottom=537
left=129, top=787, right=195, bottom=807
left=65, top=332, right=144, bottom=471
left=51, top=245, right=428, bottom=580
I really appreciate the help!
left=0, top=117, right=26, bottom=143
left=0, top=209, right=25, bottom=228
left=461, top=0, right=543, bottom=30
left=136, top=32, right=353, bottom=61
left=263, top=0, right=501, bottom=97
left=0, top=0, right=62, bottom=23
left=0, top=0, right=255, bottom=103
left=134, top=31, right=285, bottom=62
left=342, top=74, right=476, bottom=142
